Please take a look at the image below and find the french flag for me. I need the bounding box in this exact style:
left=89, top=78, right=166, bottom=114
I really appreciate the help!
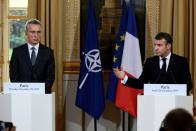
left=115, top=0, right=143, bottom=117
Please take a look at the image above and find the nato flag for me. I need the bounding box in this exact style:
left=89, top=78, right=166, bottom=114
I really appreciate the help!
left=75, top=0, right=105, bottom=119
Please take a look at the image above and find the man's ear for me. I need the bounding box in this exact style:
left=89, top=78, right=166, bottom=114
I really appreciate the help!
left=166, top=43, right=171, bottom=49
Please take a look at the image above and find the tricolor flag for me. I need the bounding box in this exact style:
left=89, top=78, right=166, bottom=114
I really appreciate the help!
left=107, top=0, right=127, bottom=102
left=75, top=0, right=105, bottom=119
left=115, top=0, right=143, bottom=117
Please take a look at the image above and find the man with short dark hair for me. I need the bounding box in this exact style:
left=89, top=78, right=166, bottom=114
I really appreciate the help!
left=9, top=18, right=55, bottom=93
left=159, top=108, right=194, bottom=131
left=114, top=32, right=192, bottom=94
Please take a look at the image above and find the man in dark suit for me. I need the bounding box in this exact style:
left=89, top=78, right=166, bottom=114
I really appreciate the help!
left=114, top=32, right=192, bottom=94
left=9, top=18, right=55, bottom=93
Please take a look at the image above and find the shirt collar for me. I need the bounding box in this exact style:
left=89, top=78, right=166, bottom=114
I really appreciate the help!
left=159, top=52, right=171, bottom=61
left=27, top=43, right=39, bottom=51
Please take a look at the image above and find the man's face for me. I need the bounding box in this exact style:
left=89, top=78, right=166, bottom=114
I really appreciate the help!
left=154, top=39, right=171, bottom=57
left=26, top=24, right=41, bottom=45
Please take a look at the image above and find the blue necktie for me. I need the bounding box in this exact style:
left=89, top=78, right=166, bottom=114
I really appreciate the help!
left=31, top=47, right=36, bottom=65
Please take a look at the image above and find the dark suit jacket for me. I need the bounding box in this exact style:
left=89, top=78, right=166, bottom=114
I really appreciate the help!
left=9, top=43, right=55, bottom=93
left=125, top=53, right=192, bottom=93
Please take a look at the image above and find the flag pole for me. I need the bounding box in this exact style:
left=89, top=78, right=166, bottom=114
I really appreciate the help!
left=122, top=111, right=125, bottom=131
left=128, top=114, right=131, bottom=131
left=94, top=119, right=97, bottom=131
left=82, top=111, right=85, bottom=131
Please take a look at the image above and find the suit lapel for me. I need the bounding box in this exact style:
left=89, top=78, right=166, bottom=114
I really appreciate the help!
left=167, top=54, right=174, bottom=71
left=155, top=56, right=160, bottom=71
left=33, top=44, right=43, bottom=70
left=23, top=44, right=32, bottom=68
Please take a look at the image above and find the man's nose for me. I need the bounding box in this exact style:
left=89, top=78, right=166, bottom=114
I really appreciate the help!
left=33, top=32, right=39, bottom=37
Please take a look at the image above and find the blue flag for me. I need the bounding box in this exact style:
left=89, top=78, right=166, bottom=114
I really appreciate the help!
left=75, top=0, right=105, bottom=120
left=107, top=0, right=128, bottom=102
left=115, top=0, right=143, bottom=117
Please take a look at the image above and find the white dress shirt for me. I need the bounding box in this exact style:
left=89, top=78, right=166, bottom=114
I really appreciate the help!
left=159, top=52, right=171, bottom=71
left=27, top=43, right=39, bottom=59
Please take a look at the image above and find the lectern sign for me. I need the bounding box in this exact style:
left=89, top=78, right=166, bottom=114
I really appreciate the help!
left=3, top=83, right=45, bottom=94
left=144, top=84, right=187, bottom=96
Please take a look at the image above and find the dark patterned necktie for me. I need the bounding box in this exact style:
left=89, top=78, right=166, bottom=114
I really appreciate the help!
left=161, top=57, right=167, bottom=73
left=31, top=47, right=36, bottom=65
left=157, top=58, right=167, bottom=83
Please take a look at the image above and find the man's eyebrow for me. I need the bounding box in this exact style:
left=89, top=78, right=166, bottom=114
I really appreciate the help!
left=29, top=31, right=41, bottom=32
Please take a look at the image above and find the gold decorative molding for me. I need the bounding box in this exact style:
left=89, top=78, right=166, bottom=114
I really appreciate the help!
left=0, top=0, right=3, bottom=91
left=146, top=0, right=153, bottom=58
left=8, top=16, right=27, bottom=19
left=63, top=61, right=80, bottom=74
left=103, top=0, right=121, bottom=8
left=0, top=0, right=3, bottom=26
left=0, top=57, right=4, bottom=64
left=156, top=0, right=160, bottom=33
left=73, top=0, right=79, bottom=59
left=65, top=0, right=71, bottom=61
